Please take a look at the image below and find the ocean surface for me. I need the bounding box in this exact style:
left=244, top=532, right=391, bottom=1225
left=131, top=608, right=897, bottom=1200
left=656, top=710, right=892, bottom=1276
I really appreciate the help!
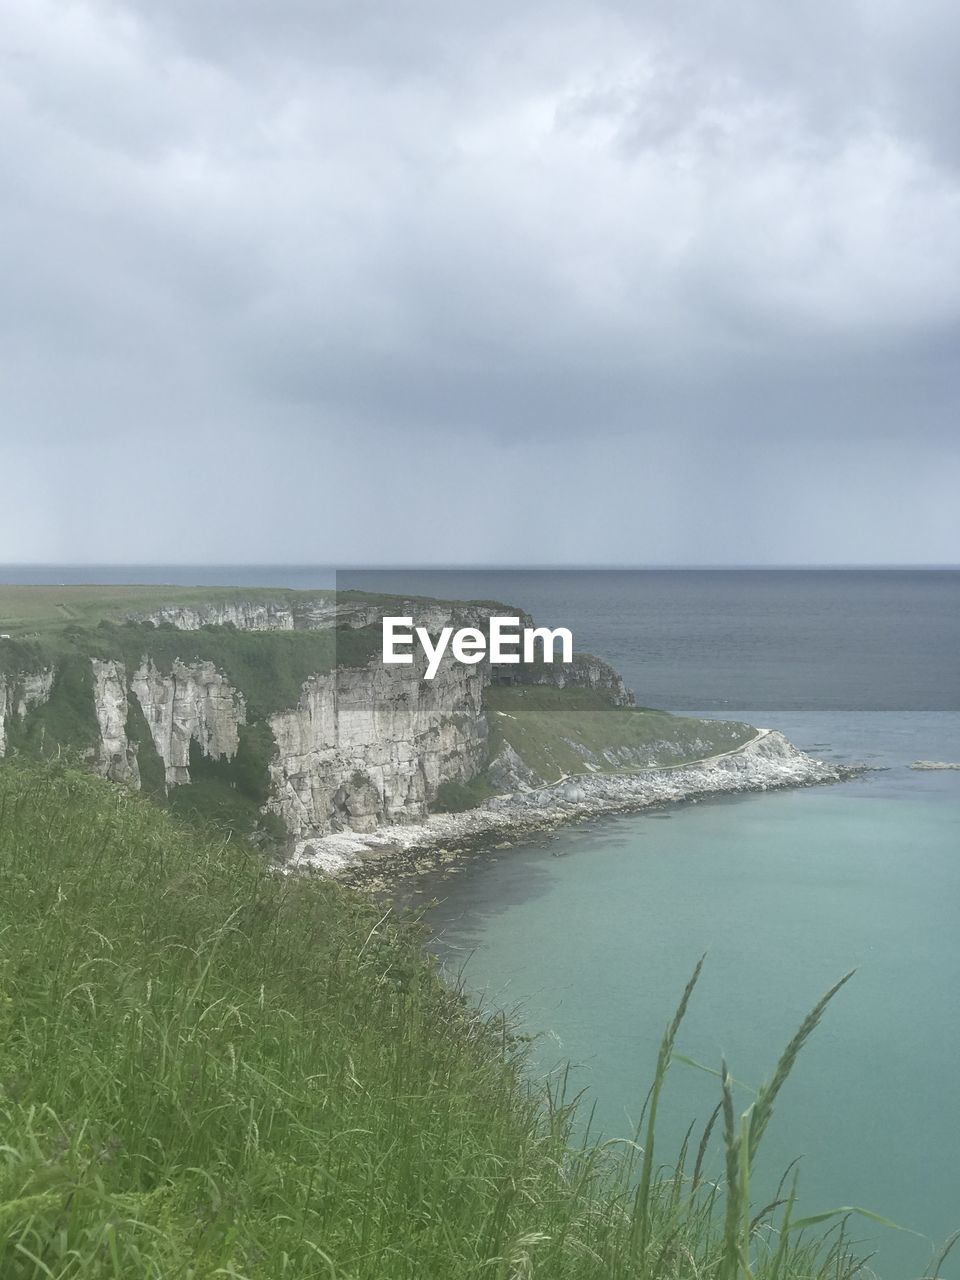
left=4, top=566, right=959, bottom=1276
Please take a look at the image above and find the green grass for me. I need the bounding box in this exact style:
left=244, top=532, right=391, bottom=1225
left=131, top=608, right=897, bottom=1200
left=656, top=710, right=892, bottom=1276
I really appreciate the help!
left=431, top=775, right=498, bottom=813
left=4, top=656, right=99, bottom=757
left=165, top=729, right=287, bottom=846
left=0, top=623, right=382, bottom=719
left=484, top=687, right=756, bottom=783
left=0, top=584, right=526, bottom=639
left=0, top=616, right=386, bottom=844
left=0, top=760, right=882, bottom=1279
left=99, top=623, right=382, bottom=721
left=0, top=623, right=762, bottom=829
left=0, top=585, right=334, bottom=634
left=123, top=693, right=166, bottom=798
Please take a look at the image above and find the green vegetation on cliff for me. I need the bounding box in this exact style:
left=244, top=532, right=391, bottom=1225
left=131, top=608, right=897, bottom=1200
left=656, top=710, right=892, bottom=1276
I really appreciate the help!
left=0, top=762, right=876, bottom=1279
left=4, top=585, right=764, bottom=841
left=431, top=774, right=499, bottom=812
left=0, top=622, right=382, bottom=718
left=4, top=655, right=99, bottom=756
left=0, top=603, right=384, bottom=846
left=0, top=584, right=516, bottom=640
left=484, top=686, right=756, bottom=784
left=165, top=727, right=287, bottom=844
left=0, top=584, right=332, bottom=633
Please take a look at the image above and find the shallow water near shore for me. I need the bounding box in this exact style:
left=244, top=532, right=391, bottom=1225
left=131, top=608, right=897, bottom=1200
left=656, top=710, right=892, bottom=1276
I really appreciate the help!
left=417, top=710, right=960, bottom=1279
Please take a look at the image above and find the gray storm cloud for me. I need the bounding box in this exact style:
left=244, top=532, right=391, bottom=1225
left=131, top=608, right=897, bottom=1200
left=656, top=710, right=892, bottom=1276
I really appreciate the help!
left=0, top=0, right=958, bottom=564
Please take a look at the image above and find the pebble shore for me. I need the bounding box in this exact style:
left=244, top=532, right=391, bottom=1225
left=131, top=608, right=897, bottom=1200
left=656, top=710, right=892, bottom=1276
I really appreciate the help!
left=286, top=729, right=862, bottom=888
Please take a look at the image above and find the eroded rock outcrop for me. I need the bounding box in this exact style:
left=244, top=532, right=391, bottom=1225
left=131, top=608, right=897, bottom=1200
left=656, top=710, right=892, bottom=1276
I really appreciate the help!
left=4, top=596, right=855, bottom=861
left=0, top=669, right=55, bottom=756
left=134, top=596, right=537, bottom=635
left=91, top=659, right=140, bottom=786
left=290, top=729, right=857, bottom=877
left=507, top=652, right=635, bottom=706
left=266, top=656, right=487, bottom=836
left=139, top=602, right=297, bottom=631
left=130, top=659, right=246, bottom=787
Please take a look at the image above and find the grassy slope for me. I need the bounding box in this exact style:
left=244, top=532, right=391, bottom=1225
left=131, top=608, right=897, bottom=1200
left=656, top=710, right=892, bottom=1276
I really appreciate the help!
left=0, top=582, right=521, bottom=719
left=0, top=762, right=868, bottom=1280
left=1, top=582, right=763, bottom=833
left=0, top=585, right=525, bottom=638
left=1, top=585, right=760, bottom=825
left=0, top=585, right=332, bottom=633
left=0, top=620, right=384, bottom=846
left=485, top=687, right=756, bottom=783
left=1, top=624, right=382, bottom=718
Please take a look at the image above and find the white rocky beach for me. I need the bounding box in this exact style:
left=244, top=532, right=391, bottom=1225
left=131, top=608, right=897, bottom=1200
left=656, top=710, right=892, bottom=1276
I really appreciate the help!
left=289, top=729, right=858, bottom=880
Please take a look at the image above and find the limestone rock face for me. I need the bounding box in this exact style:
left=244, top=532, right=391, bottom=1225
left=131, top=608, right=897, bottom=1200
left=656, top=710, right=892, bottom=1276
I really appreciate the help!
left=290, top=727, right=859, bottom=877
left=139, top=602, right=296, bottom=631
left=2, top=597, right=663, bottom=849
left=509, top=652, right=635, bottom=706
left=134, top=597, right=535, bottom=635
left=0, top=669, right=55, bottom=756
left=91, top=660, right=140, bottom=786
left=266, top=656, right=488, bottom=837
left=485, top=741, right=540, bottom=792
left=130, top=659, right=246, bottom=787
left=17, top=670, right=56, bottom=717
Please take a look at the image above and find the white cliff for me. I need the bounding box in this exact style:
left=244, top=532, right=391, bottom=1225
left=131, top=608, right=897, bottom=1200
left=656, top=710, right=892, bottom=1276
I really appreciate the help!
left=139, top=602, right=296, bottom=631
left=0, top=669, right=55, bottom=756
left=289, top=729, right=854, bottom=877
left=2, top=597, right=859, bottom=862
left=266, top=655, right=487, bottom=836
left=90, top=660, right=140, bottom=786
left=133, top=596, right=536, bottom=635
left=130, top=659, right=246, bottom=787
left=498, top=652, right=634, bottom=705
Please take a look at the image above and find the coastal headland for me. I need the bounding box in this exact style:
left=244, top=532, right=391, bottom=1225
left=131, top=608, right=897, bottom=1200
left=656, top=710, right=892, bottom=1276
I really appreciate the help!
left=295, top=728, right=856, bottom=883
left=0, top=583, right=859, bottom=873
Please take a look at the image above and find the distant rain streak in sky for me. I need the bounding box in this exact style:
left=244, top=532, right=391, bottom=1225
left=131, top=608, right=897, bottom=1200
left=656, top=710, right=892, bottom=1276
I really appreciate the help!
left=1, top=0, right=958, bottom=566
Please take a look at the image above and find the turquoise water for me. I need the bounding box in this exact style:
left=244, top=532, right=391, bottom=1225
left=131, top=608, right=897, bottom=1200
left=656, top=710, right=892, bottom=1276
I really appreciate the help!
left=420, top=713, right=960, bottom=1279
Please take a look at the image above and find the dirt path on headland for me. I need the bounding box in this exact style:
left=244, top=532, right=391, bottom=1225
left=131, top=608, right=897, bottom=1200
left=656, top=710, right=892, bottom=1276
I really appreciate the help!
left=654, top=727, right=771, bottom=771
left=536, top=727, right=771, bottom=790
left=290, top=728, right=854, bottom=882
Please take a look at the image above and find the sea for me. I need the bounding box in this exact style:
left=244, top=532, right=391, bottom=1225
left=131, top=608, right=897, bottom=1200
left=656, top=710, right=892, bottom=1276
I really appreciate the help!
left=4, top=565, right=958, bottom=1277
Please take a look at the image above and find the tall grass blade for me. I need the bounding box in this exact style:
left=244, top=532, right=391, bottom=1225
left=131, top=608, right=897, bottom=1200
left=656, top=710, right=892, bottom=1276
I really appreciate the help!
left=632, top=954, right=705, bottom=1259
left=746, top=971, right=855, bottom=1168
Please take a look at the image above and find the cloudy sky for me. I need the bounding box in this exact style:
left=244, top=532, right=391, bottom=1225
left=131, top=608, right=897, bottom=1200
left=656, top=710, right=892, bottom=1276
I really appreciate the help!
left=1, top=0, right=958, bottom=565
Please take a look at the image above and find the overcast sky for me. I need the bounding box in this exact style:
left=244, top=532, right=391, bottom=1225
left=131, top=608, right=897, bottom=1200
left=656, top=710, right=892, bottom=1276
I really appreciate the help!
left=1, top=0, right=958, bottom=565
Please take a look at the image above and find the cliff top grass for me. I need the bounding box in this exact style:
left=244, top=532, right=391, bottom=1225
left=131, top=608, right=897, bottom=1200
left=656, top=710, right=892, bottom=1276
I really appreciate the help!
left=0, top=622, right=385, bottom=721
left=0, top=584, right=529, bottom=638
left=0, top=585, right=530, bottom=706
left=0, top=584, right=334, bottom=634
left=485, top=685, right=756, bottom=781
left=0, top=760, right=876, bottom=1279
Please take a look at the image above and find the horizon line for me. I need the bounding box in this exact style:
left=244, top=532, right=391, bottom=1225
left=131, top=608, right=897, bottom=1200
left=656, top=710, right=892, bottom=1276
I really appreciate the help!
left=1, top=562, right=959, bottom=573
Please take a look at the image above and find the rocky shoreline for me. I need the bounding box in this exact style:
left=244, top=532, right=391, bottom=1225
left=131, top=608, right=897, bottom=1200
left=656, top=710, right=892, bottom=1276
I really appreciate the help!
left=287, top=729, right=863, bottom=889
